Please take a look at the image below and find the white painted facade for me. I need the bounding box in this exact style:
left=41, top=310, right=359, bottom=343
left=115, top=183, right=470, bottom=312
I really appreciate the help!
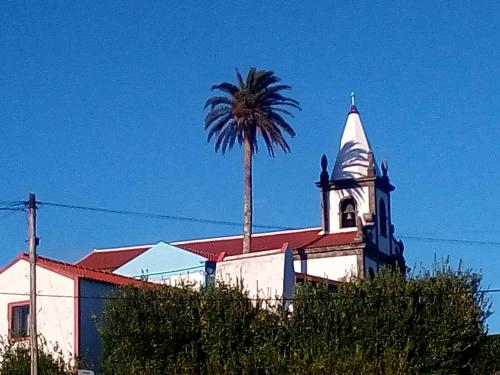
left=328, top=186, right=371, bottom=231
left=0, top=259, right=75, bottom=363
left=294, top=255, right=358, bottom=281
left=216, top=247, right=295, bottom=302
left=160, top=270, right=206, bottom=287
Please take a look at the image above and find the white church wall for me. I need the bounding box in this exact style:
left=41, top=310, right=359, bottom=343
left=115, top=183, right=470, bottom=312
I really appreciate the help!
left=0, top=259, right=75, bottom=363
left=215, top=248, right=295, bottom=302
left=160, top=270, right=205, bottom=287
left=295, top=255, right=358, bottom=281
left=328, top=186, right=370, bottom=232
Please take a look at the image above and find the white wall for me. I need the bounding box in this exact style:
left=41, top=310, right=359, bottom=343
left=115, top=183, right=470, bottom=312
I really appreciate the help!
left=328, top=187, right=370, bottom=232
left=215, top=249, right=295, bottom=302
left=160, top=270, right=205, bottom=287
left=0, top=259, right=75, bottom=363
left=294, top=255, right=358, bottom=280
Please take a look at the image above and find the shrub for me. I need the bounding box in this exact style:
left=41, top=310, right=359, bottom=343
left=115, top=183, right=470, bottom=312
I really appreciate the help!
left=0, top=339, right=72, bottom=375
left=100, top=265, right=489, bottom=374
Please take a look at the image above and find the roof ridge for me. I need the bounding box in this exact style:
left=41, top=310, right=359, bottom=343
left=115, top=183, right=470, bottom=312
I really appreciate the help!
left=75, top=244, right=155, bottom=266
left=30, top=253, right=111, bottom=274
left=172, top=227, right=322, bottom=245
left=73, top=249, right=97, bottom=265
left=19, top=253, right=145, bottom=285
left=93, top=243, right=156, bottom=252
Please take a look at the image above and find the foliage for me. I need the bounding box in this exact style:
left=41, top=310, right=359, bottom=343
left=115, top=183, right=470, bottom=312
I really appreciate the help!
left=0, top=339, right=72, bottom=375
left=100, top=266, right=489, bottom=375
left=204, top=67, right=300, bottom=155
left=471, top=334, right=500, bottom=375
left=289, top=265, right=489, bottom=375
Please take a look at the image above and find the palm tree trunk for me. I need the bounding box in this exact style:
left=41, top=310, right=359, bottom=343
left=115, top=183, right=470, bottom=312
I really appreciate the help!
left=242, top=137, right=253, bottom=254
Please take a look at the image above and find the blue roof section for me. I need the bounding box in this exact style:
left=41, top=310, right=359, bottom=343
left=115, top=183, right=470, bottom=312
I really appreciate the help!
left=114, top=241, right=206, bottom=281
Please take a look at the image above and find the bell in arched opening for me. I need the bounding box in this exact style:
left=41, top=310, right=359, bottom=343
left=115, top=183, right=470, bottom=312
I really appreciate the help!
left=340, top=198, right=357, bottom=228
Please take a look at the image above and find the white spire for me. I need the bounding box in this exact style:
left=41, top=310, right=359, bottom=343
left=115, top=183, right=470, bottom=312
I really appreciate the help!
left=331, top=95, right=379, bottom=180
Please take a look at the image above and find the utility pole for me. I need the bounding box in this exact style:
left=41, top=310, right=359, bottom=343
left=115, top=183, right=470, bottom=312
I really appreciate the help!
left=27, top=193, right=38, bottom=375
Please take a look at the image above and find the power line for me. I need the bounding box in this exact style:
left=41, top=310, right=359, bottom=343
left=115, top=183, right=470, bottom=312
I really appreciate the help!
left=400, top=236, right=500, bottom=247
left=0, top=201, right=25, bottom=211
left=39, top=200, right=500, bottom=246
left=39, top=201, right=291, bottom=230
left=132, top=264, right=205, bottom=278
left=1, top=199, right=499, bottom=247
left=0, top=288, right=497, bottom=301
left=0, top=201, right=24, bottom=205
left=0, top=210, right=19, bottom=220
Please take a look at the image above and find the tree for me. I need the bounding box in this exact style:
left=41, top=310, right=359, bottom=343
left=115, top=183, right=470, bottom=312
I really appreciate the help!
left=204, top=68, right=300, bottom=253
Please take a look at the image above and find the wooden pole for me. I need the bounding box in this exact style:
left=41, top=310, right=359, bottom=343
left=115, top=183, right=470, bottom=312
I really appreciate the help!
left=27, top=193, right=38, bottom=375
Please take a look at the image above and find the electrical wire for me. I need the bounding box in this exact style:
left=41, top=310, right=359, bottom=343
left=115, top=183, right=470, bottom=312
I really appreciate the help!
left=400, top=236, right=500, bottom=247
left=0, top=210, right=19, bottom=220
left=0, top=201, right=24, bottom=205
left=38, top=200, right=500, bottom=247
left=1, top=198, right=499, bottom=247
left=132, top=264, right=205, bottom=278
left=38, top=201, right=291, bottom=230
left=0, top=287, right=497, bottom=301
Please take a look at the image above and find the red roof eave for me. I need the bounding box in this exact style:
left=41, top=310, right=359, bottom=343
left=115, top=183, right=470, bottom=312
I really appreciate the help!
left=2, top=253, right=147, bottom=287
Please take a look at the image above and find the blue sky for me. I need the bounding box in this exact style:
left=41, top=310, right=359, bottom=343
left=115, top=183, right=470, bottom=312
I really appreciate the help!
left=1, top=1, right=499, bottom=330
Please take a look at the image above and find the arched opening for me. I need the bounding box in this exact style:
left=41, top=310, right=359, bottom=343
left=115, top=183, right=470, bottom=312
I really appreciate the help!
left=379, top=199, right=387, bottom=237
left=340, top=198, right=357, bottom=228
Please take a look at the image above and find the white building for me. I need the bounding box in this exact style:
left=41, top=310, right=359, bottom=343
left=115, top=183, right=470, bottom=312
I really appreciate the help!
left=0, top=253, right=143, bottom=370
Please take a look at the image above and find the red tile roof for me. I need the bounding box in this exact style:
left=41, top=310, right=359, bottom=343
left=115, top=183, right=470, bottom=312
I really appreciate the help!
left=9, top=253, right=146, bottom=287
left=172, top=227, right=359, bottom=260
left=71, top=228, right=359, bottom=271
left=75, top=245, right=152, bottom=272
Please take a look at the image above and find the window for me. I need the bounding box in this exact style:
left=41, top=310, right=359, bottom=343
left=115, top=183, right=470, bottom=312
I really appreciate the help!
left=379, top=199, right=387, bottom=237
left=9, top=302, right=29, bottom=339
left=340, top=198, right=357, bottom=228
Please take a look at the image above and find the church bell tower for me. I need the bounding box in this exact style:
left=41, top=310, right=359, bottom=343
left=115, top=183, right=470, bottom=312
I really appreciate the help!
left=317, top=94, right=405, bottom=274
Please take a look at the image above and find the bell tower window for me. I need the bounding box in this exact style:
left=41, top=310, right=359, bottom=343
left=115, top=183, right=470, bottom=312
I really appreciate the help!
left=340, top=198, right=357, bottom=228
left=379, top=199, right=387, bottom=237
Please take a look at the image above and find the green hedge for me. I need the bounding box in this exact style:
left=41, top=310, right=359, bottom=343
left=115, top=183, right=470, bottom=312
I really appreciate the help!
left=0, top=340, right=72, bottom=375
left=100, top=266, right=489, bottom=375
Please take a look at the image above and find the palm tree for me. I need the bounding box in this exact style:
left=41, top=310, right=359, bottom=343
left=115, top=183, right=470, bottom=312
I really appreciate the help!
left=204, top=68, right=300, bottom=253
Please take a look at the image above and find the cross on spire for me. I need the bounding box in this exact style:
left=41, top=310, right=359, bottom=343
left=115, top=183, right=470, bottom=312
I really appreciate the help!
left=349, top=92, right=358, bottom=114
